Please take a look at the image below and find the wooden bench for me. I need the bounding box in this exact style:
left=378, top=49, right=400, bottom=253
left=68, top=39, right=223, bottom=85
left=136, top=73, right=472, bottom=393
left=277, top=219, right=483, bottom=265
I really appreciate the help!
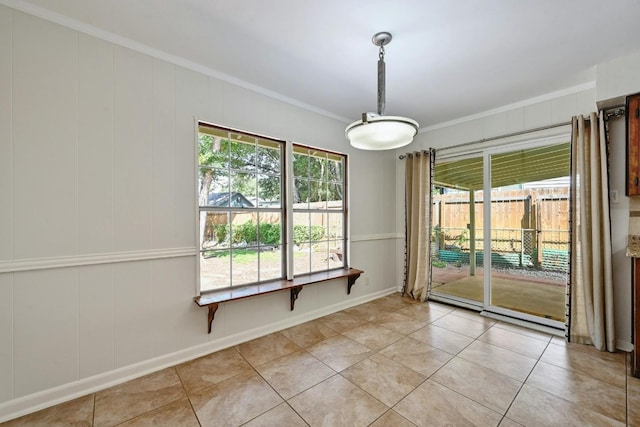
left=194, top=267, right=363, bottom=333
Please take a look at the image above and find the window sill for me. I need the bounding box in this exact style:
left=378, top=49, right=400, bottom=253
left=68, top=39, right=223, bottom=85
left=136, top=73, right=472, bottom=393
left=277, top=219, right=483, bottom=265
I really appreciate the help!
left=193, top=267, right=363, bottom=333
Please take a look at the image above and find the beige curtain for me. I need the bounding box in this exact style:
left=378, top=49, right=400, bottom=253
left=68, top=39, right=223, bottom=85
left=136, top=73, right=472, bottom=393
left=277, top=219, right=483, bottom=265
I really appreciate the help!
left=404, top=150, right=433, bottom=302
left=569, top=112, right=615, bottom=351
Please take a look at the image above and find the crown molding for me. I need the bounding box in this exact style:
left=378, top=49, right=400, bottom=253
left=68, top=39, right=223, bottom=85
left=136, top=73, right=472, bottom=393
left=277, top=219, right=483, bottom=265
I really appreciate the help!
left=420, top=81, right=596, bottom=133
left=0, top=0, right=352, bottom=124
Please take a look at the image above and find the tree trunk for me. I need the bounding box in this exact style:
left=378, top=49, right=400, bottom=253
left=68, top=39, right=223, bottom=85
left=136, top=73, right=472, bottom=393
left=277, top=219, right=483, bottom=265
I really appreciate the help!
left=199, top=170, right=213, bottom=249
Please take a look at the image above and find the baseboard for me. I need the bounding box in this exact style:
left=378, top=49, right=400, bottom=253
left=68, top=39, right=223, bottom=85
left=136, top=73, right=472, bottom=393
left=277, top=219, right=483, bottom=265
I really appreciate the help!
left=0, top=287, right=398, bottom=423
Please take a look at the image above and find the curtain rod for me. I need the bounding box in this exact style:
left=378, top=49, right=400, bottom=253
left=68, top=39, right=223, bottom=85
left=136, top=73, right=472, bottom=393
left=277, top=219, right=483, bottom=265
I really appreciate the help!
left=397, top=150, right=429, bottom=160
left=398, top=105, right=625, bottom=159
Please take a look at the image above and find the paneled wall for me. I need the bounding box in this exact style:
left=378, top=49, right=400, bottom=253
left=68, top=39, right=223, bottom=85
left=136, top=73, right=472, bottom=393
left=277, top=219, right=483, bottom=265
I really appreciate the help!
left=0, top=6, right=399, bottom=420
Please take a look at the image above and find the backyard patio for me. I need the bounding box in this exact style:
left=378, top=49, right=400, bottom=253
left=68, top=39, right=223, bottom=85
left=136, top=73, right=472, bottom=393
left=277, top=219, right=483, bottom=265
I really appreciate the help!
left=431, top=264, right=566, bottom=321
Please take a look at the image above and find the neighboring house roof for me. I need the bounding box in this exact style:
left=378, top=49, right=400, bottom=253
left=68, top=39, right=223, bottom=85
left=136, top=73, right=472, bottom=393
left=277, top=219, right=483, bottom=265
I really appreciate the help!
left=208, top=192, right=254, bottom=208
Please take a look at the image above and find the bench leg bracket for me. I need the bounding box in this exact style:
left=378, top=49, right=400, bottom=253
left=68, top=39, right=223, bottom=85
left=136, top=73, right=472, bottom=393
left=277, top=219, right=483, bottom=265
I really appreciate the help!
left=290, top=285, right=303, bottom=310
left=347, top=272, right=362, bottom=295
left=206, top=303, right=219, bottom=334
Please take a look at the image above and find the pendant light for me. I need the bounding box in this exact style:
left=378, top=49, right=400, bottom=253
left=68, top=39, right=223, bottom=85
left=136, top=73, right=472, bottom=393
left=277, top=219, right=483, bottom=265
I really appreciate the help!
left=346, top=32, right=419, bottom=150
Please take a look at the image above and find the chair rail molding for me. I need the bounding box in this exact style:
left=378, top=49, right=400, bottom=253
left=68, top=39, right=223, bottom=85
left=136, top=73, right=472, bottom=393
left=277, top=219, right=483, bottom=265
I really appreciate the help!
left=0, top=247, right=198, bottom=274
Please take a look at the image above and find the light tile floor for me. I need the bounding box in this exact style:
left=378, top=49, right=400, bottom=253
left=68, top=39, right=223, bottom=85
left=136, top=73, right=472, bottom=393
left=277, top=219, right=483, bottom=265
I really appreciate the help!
left=2, top=293, right=638, bottom=426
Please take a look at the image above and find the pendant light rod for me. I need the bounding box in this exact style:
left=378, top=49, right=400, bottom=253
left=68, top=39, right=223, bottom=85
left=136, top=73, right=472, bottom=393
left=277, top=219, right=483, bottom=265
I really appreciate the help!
left=346, top=31, right=418, bottom=151
left=378, top=47, right=385, bottom=115
left=373, top=32, right=392, bottom=116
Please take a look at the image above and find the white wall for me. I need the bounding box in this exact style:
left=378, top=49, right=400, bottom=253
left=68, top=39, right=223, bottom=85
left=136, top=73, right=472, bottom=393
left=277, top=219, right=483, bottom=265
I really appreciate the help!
left=606, top=117, right=632, bottom=350
left=596, top=50, right=640, bottom=105
left=0, top=6, right=398, bottom=421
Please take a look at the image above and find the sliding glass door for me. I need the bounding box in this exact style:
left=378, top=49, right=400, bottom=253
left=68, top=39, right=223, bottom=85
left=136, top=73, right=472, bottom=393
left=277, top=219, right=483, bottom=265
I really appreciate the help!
left=485, top=143, right=569, bottom=325
left=430, top=139, right=570, bottom=328
left=430, top=153, right=484, bottom=309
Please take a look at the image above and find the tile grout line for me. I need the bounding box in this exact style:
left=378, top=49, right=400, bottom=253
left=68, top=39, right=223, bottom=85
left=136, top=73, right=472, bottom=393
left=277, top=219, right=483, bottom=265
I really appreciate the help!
left=625, top=351, right=634, bottom=427
left=96, top=367, right=191, bottom=427
left=524, top=340, right=629, bottom=423
left=234, top=335, right=320, bottom=426
left=249, top=349, right=325, bottom=424
left=282, top=339, right=341, bottom=426
left=259, top=299, right=431, bottom=425
left=416, top=321, right=515, bottom=420
left=173, top=365, right=202, bottom=427
left=496, top=333, right=554, bottom=425
left=423, top=309, right=563, bottom=420
left=347, top=302, right=486, bottom=424
left=332, top=327, right=422, bottom=425
left=91, top=393, right=96, bottom=427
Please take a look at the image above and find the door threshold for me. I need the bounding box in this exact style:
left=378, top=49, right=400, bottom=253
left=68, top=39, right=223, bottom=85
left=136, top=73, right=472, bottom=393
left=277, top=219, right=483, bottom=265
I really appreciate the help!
left=429, top=293, right=481, bottom=311
left=429, top=294, right=565, bottom=337
left=479, top=310, right=565, bottom=337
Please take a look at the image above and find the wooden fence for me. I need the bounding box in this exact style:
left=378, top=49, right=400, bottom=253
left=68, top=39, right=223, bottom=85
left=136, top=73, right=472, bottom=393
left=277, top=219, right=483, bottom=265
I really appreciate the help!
left=202, top=201, right=343, bottom=243
left=433, top=188, right=569, bottom=268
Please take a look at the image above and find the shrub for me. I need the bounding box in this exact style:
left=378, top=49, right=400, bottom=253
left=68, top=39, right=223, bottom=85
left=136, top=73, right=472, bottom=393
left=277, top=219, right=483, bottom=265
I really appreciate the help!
left=233, top=221, right=257, bottom=244
left=310, top=225, right=325, bottom=241
left=212, top=224, right=229, bottom=243
left=224, top=222, right=325, bottom=245
left=221, top=221, right=282, bottom=245
left=293, top=225, right=325, bottom=244
left=259, top=223, right=281, bottom=244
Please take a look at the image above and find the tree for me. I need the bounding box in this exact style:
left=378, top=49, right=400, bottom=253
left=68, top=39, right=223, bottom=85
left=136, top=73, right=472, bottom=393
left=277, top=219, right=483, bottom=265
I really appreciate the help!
left=199, top=134, right=282, bottom=203
left=198, top=133, right=283, bottom=248
left=292, top=150, right=343, bottom=204
left=198, top=133, right=345, bottom=247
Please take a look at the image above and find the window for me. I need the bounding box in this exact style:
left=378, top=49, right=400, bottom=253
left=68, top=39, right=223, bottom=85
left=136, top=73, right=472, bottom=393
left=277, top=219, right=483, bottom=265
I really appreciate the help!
left=292, top=145, right=346, bottom=275
left=198, top=124, right=285, bottom=292
left=197, top=123, right=347, bottom=293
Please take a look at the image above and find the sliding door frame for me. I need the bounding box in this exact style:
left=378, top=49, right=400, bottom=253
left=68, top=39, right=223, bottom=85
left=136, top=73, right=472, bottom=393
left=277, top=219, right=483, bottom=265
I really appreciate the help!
left=431, top=133, right=570, bottom=330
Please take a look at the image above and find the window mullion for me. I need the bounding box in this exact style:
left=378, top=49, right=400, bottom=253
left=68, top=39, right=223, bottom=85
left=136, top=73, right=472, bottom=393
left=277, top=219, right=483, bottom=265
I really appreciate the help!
left=285, top=141, right=295, bottom=280
left=227, top=132, right=233, bottom=287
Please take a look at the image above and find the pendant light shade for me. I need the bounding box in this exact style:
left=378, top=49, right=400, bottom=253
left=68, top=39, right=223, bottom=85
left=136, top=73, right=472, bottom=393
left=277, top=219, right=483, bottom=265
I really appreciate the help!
left=346, top=32, right=419, bottom=150
left=346, top=114, right=419, bottom=151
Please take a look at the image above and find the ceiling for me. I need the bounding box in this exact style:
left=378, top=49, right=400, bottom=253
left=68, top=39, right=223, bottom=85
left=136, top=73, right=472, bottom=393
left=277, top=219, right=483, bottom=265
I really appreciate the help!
left=12, top=0, right=640, bottom=128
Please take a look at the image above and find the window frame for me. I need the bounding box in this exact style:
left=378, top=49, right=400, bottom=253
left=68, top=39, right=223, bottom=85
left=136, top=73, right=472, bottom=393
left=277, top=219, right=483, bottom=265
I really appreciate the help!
left=196, top=121, right=348, bottom=295
left=288, top=143, right=348, bottom=279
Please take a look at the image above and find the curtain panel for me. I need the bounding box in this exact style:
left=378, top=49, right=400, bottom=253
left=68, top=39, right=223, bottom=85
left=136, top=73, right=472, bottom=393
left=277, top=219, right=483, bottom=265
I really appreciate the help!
left=568, top=112, right=616, bottom=351
left=404, top=150, right=433, bottom=302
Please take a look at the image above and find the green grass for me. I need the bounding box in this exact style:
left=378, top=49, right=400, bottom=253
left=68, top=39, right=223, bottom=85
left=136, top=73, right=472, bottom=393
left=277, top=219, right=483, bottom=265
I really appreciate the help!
left=203, top=248, right=280, bottom=264
left=432, top=260, right=448, bottom=268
